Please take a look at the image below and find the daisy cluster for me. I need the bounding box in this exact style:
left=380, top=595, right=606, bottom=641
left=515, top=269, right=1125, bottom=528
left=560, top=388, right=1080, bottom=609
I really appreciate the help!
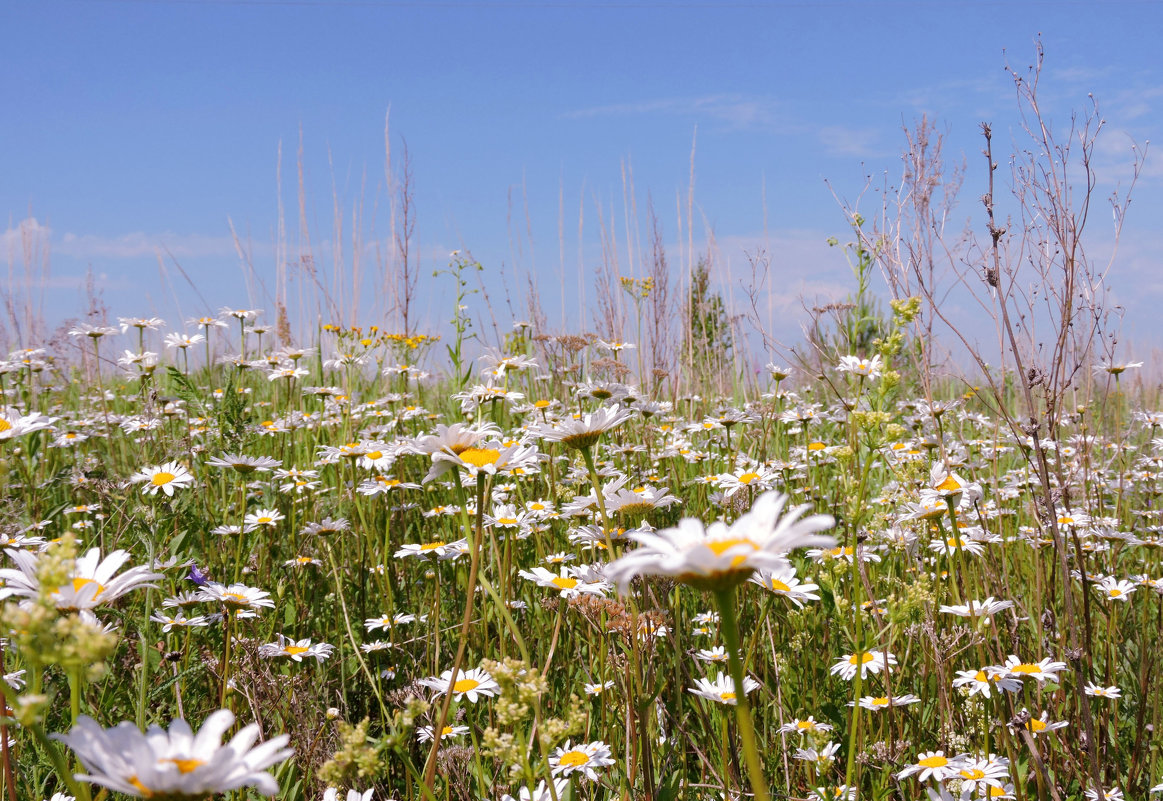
left=0, top=316, right=1161, bottom=801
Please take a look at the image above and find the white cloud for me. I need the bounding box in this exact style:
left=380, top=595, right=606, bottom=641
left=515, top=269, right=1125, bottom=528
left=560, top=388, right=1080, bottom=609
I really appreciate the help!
left=818, top=125, right=886, bottom=158
left=56, top=231, right=238, bottom=261
left=562, top=94, right=797, bottom=133
left=1, top=217, right=52, bottom=256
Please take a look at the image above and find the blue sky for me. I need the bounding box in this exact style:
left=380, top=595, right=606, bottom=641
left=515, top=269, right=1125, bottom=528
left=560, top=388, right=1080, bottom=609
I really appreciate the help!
left=4, top=0, right=1162, bottom=359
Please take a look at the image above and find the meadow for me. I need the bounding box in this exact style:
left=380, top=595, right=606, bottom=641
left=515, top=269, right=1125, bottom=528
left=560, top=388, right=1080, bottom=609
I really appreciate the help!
left=1, top=49, right=1160, bottom=801
left=0, top=277, right=1159, bottom=801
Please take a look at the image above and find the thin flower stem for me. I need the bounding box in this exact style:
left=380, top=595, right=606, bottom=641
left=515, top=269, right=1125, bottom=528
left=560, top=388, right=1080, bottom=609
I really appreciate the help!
left=714, top=585, right=771, bottom=801
left=423, top=473, right=487, bottom=790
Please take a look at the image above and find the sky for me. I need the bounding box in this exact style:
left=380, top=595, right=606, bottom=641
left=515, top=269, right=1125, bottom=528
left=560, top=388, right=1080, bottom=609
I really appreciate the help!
left=4, top=0, right=1163, bottom=363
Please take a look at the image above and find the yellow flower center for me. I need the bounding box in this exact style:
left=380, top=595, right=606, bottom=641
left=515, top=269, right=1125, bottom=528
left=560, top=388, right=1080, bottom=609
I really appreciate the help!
left=163, top=757, right=205, bottom=774
left=534, top=399, right=551, bottom=408
left=871, top=696, right=889, bottom=706
left=0, top=419, right=12, bottom=433
left=936, top=475, right=962, bottom=492
left=1009, top=663, right=1040, bottom=674
left=849, top=652, right=876, bottom=665
left=769, top=579, right=791, bottom=592
left=796, top=720, right=814, bottom=730
left=151, top=471, right=176, bottom=486
left=70, top=577, right=106, bottom=599
left=453, top=678, right=480, bottom=693
left=366, top=451, right=383, bottom=460
left=441, top=725, right=454, bottom=736
left=128, top=775, right=153, bottom=796
left=420, top=541, right=446, bottom=551
left=960, top=768, right=986, bottom=780
left=1027, top=719, right=1047, bottom=732
left=460, top=448, right=501, bottom=468
left=551, top=577, right=579, bottom=590
left=707, top=538, right=757, bottom=557
left=497, top=517, right=519, bottom=525
left=918, top=755, right=948, bottom=768
left=283, top=646, right=309, bottom=656
left=807, top=441, right=826, bottom=451
left=719, top=692, right=736, bottom=702
left=738, top=472, right=760, bottom=484
left=257, top=517, right=273, bottom=524
left=558, top=751, right=590, bottom=768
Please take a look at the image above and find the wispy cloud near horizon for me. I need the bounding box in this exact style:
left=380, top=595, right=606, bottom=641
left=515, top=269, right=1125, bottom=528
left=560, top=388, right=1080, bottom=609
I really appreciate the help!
left=56, top=230, right=239, bottom=261
left=561, top=93, right=797, bottom=133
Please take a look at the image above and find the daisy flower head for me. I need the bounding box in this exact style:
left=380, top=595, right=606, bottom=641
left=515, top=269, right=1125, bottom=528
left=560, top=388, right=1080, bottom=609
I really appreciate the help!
left=603, top=484, right=681, bottom=517
left=955, top=754, right=1011, bottom=796
left=1084, top=682, right=1122, bottom=699
left=0, top=547, right=162, bottom=611
left=1094, top=576, right=1136, bottom=602
left=206, top=453, right=282, bottom=474
left=53, top=709, right=292, bottom=798
left=69, top=323, right=120, bottom=340
left=1084, top=790, right=1124, bottom=801
left=1023, top=710, right=1069, bottom=737
left=131, top=461, right=195, bottom=496
left=0, top=406, right=56, bottom=441
left=415, top=724, right=470, bottom=743
left=837, top=354, right=883, bottom=379
left=856, top=693, right=921, bottom=710
left=283, top=555, right=321, bottom=568
left=258, top=634, right=334, bottom=663
left=322, top=791, right=374, bottom=801
left=605, top=491, right=835, bottom=592
left=1004, top=655, right=1068, bottom=684
left=794, top=742, right=841, bottom=772
left=695, top=645, right=730, bottom=663
left=896, top=751, right=966, bottom=782
left=717, top=465, right=778, bottom=498
left=584, top=680, right=615, bottom=696
left=412, top=422, right=493, bottom=459
left=749, top=565, right=821, bottom=607
left=425, top=440, right=541, bottom=483
left=150, top=611, right=210, bottom=632
left=164, top=332, right=206, bottom=350
left=1097, top=359, right=1142, bottom=375
left=244, top=508, right=285, bottom=530
left=809, top=786, right=856, bottom=801
left=779, top=716, right=834, bottom=735
left=220, top=306, right=261, bottom=322
left=929, top=461, right=979, bottom=505
left=500, top=778, right=571, bottom=801
left=688, top=672, right=760, bottom=705
left=533, top=405, right=634, bottom=451
left=418, top=667, right=500, bottom=703
left=394, top=540, right=455, bottom=560
left=549, top=739, right=615, bottom=780
left=830, top=650, right=897, bottom=681
left=197, top=582, right=276, bottom=613
left=939, top=597, right=1015, bottom=617
left=518, top=566, right=609, bottom=598
left=953, top=667, right=1022, bottom=698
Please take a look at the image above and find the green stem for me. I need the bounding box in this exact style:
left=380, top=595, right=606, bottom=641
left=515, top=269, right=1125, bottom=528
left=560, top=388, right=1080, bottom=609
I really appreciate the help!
left=423, top=473, right=487, bottom=790
left=714, top=585, right=771, bottom=801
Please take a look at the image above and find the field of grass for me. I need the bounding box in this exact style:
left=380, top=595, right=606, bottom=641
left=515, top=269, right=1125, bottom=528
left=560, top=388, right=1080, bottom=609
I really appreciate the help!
left=0, top=285, right=1160, bottom=801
